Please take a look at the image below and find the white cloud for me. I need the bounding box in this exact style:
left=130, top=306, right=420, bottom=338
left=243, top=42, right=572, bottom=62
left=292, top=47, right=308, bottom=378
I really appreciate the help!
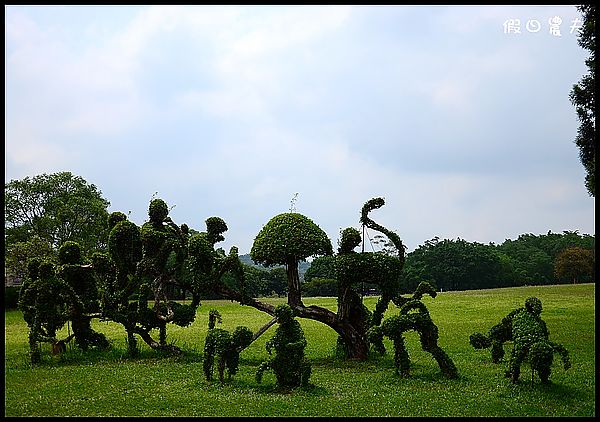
left=5, top=5, right=594, bottom=255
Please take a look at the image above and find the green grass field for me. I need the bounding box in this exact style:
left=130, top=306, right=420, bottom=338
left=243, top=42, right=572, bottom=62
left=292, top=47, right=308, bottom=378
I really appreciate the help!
left=4, top=283, right=595, bottom=417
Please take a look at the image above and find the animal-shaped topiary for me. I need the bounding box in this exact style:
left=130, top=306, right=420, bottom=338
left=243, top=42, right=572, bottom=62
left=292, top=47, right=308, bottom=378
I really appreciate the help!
left=256, top=304, right=312, bottom=390
left=203, top=309, right=253, bottom=383
left=367, top=281, right=458, bottom=379
left=505, top=297, right=571, bottom=384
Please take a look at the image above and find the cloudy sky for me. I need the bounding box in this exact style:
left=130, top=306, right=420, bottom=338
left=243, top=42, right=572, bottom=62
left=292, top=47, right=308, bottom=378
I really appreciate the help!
left=5, top=5, right=595, bottom=255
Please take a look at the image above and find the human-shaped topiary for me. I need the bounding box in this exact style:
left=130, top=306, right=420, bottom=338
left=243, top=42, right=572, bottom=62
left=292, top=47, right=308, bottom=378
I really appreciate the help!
left=18, top=259, right=72, bottom=363
left=202, top=309, right=253, bottom=383
left=367, top=281, right=458, bottom=379
left=256, top=304, right=312, bottom=390
left=57, top=241, right=110, bottom=351
left=504, top=297, right=571, bottom=384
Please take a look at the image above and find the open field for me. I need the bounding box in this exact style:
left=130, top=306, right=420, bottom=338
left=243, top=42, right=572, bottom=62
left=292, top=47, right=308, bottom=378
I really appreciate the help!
left=4, top=283, right=595, bottom=417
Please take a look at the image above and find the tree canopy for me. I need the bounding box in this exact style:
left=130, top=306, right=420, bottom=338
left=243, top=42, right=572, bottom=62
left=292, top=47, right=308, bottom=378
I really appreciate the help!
left=570, top=4, right=596, bottom=197
left=5, top=172, right=111, bottom=257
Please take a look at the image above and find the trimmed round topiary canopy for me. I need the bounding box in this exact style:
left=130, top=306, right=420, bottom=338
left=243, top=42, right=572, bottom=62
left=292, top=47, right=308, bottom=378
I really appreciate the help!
left=251, top=213, right=333, bottom=266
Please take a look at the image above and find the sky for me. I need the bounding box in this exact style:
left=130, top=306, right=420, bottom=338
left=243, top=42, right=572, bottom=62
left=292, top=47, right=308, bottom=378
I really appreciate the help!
left=5, top=5, right=595, bottom=256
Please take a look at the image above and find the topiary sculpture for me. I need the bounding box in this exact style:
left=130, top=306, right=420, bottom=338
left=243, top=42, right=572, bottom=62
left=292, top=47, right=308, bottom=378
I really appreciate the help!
left=470, top=297, right=571, bottom=384
left=256, top=304, right=312, bottom=390
left=368, top=281, right=458, bottom=379
left=57, top=241, right=110, bottom=352
left=18, top=258, right=72, bottom=363
left=203, top=309, right=253, bottom=383
left=505, top=297, right=571, bottom=384
left=469, top=307, right=524, bottom=364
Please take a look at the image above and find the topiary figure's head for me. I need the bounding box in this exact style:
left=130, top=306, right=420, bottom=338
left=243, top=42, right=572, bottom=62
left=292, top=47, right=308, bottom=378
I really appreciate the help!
left=38, top=260, right=56, bottom=280
left=58, top=241, right=82, bottom=265
left=108, top=219, right=142, bottom=272
left=232, top=326, right=254, bottom=349
left=251, top=213, right=333, bottom=267
left=525, top=297, right=543, bottom=316
left=148, top=199, right=169, bottom=224
left=274, top=303, right=295, bottom=325
left=107, top=211, right=127, bottom=230
left=338, top=227, right=362, bottom=254
left=205, top=217, right=228, bottom=245
left=26, top=257, right=43, bottom=281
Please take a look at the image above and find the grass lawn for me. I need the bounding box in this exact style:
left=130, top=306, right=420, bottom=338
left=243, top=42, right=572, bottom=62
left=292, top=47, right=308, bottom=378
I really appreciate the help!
left=3, top=283, right=595, bottom=417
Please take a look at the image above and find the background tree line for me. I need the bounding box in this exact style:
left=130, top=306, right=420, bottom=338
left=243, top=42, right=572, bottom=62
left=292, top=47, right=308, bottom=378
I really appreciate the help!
left=303, top=232, right=594, bottom=296
left=4, top=172, right=595, bottom=309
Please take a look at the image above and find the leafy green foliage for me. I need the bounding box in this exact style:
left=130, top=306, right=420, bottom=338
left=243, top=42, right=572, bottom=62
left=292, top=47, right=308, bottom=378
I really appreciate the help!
left=251, top=213, right=333, bottom=267
left=203, top=309, right=253, bottom=383
left=5, top=236, right=56, bottom=283
left=256, top=304, right=312, bottom=390
left=401, top=231, right=595, bottom=292
left=18, top=259, right=73, bottom=362
left=4, top=172, right=110, bottom=254
left=4, top=284, right=596, bottom=417
left=569, top=4, right=595, bottom=196
left=554, top=246, right=594, bottom=283
left=369, top=281, right=458, bottom=379
left=472, top=297, right=571, bottom=385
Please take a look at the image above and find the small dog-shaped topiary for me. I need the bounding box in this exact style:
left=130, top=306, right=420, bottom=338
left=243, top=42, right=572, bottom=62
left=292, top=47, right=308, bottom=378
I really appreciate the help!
left=203, top=309, right=253, bottom=383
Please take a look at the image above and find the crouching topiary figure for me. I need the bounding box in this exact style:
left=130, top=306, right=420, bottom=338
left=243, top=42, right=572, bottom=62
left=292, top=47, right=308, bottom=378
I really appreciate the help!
left=203, top=309, right=253, bottom=383
left=470, top=297, right=570, bottom=384
left=368, top=282, right=458, bottom=379
left=256, top=304, right=312, bottom=390
left=505, top=297, right=571, bottom=384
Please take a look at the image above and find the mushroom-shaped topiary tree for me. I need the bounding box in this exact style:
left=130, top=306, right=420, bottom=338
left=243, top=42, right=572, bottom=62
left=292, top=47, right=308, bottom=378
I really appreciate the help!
left=251, top=213, right=333, bottom=308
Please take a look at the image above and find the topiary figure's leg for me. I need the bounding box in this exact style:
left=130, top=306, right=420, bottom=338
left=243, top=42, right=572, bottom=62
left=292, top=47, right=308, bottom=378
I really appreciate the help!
left=126, top=330, right=139, bottom=357
left=301, top=362, right=312, bottom=387
left=431, top=347, right=459, bottom=379
left=530, top=341, right=555, bottom=384
left=392, top=335, right=411, bottom=377
left=203, top=339, right=215, bottom=381
left=507, top=342, right=528, bottom=384
left=255, top=360, right=271, bottom=384
left=490, top=340, right=505, bottom=364
left=419, top=320, right=459, bottom=379
left=218, top=354, right=227, bottom=383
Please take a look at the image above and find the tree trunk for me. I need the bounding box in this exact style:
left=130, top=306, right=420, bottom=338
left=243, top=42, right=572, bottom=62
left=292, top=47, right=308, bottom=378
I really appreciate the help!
left=216, top=283, right=370, bottom=360
left=286, top=259, right=304, bottom=308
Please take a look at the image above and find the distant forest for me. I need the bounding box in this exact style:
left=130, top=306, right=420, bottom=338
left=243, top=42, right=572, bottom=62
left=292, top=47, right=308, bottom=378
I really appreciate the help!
left=237, top=230, right=594, bottom=298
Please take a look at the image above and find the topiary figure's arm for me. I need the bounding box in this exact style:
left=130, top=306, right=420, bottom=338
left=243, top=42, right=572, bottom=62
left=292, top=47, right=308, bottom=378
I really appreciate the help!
left=550, top=342, right=572, bottom=371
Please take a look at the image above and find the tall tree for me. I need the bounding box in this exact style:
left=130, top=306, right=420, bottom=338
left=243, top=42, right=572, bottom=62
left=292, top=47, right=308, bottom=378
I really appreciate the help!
left=5, top=172, right=111, bottom=255
left=570, top=4, right=595, bottom=197
left=554, top=246, right=594, bottom=283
